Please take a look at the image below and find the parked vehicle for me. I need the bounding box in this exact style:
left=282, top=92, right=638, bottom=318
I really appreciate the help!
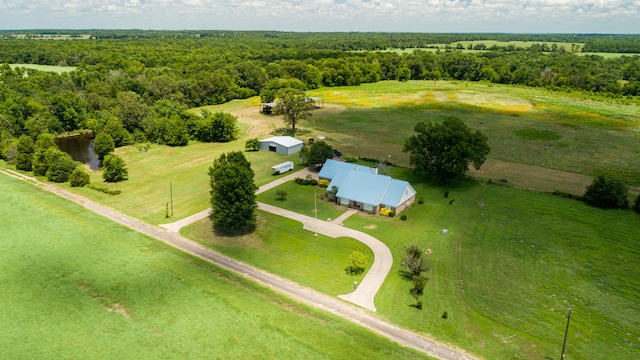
left=272, top=161, right=294, bottom=174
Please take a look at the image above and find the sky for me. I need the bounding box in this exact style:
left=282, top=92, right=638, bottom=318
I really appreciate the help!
left=1, top=0, right=639, bottom=33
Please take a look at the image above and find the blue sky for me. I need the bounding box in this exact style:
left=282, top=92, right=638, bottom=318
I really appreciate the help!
left=1, top=0, right=638, bottom=33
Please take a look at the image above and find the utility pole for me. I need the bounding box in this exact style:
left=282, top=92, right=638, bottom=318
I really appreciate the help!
left=314, top=188, right=318, bottom=236
left=560, top=308, right=572, bottom=360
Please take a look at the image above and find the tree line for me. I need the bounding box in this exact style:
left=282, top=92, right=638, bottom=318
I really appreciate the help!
left=1, top=32, right=639, bottom=160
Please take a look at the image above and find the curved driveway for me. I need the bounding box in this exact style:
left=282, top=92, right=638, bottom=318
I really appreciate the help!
left=256, top=202, right=392, bottom=312
left=161, top=168, right=392, bottom=312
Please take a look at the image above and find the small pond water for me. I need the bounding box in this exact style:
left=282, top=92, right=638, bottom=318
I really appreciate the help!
left=55, top=134, right=100, bottom=171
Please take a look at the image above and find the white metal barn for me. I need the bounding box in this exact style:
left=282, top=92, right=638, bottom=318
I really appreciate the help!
left=259, top=136, right=304, bottom=155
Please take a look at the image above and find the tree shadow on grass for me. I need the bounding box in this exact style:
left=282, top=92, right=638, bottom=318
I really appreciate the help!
left=211, top=222, right=256, bottom=237
left=271, top=128, right=312, bottom=136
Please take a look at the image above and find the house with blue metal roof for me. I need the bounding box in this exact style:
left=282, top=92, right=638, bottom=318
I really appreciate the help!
left=318, top=159, right=378, bottom=179
left=326, top=168, right=417, bottom=215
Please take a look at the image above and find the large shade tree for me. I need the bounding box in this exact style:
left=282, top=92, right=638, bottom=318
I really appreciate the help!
left=403, top=117, right=490, bottom=182
left=209, top=151, right=257, bottom=230
left=272, top=88, right=315, bottom=133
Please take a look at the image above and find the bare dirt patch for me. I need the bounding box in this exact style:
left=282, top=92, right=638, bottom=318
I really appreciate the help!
left=232, top=104, right=347, bottom=139
left=364, top=224, right=377, bottom=229
left=107, top=303, right=130, bottom=317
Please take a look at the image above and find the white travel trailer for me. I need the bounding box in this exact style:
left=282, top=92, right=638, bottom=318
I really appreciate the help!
left=272, top=161, right=294, bottom=174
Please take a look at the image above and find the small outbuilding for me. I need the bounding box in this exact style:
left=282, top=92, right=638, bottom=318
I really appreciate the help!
left=259, top=136, right=304, bottom=155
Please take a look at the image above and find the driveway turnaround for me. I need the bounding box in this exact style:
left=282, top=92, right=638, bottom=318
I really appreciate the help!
left=257, top=202, right=391, bottom=312
left=2, top=169, right=479, bottom=360
left=162, top=168, right=392, bottom=312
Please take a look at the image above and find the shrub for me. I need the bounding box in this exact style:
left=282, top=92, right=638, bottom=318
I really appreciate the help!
left=102, top=154, right=128, bottom=182
left=245, top=138, right=260, bottom=151
left=416, top=300, right=423, bottom=310
left=417, top=196, right=424, bottom=204
left=400, top=214, right=407, bottom=221
left=87, top=184, right=121, bottom=195
left=45, top=149, right=77, bottom=183
left=318, top=179, right=330, bottom=188
left=276, top=189, right=287, bottom=201
left=442, top=311, right=448, bottom=319
left=345, top=251, right=367, bottom=275
left=444, top=191, right=449, bottom=198
left=389, top=210, right=395, bottom=217
left=69, top=168, right=90, bottom=187
left=633, top=194, right=640, bottom=214
left=309, top=179, right=318, bottom=186
left=583, top=175, right=629, bottom=209
left=379, top=208, right=392, bottom=216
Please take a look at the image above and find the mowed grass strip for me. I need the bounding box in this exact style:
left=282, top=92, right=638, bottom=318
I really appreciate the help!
left=340, top=168, right=640, bottom=360
left=0, top=173, right=430, bottom=360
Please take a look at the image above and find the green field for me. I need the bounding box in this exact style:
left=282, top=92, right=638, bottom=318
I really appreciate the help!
left=10, top=63, right=78, bottom=73
left=307, top=81, right=640, bottom=187
left=0, top=172, right=430, bottom=360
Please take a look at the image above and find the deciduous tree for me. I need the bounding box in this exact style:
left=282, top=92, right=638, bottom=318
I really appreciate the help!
left=15, top=135, right=35, bottom=171
left=403, top=117, right=490, bottom=182
left=307, top=140, right=333, bottom=167
left=209, top=151, right=257, bottom=230
left=272, top=88, right=315, bottom=133
left=94, top=132, right=115, bottom=161
left=195, top=111, right=238, bottom=143
left=45, top=148, right=77, bottom=183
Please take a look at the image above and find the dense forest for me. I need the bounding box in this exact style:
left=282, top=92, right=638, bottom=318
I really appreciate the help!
left=1, top=31, right=639, bottom=157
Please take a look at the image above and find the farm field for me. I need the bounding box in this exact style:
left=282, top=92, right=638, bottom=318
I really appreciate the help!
left=0, top=172, right=430, bottom=360
left=306, top=81, right=640, bottom=190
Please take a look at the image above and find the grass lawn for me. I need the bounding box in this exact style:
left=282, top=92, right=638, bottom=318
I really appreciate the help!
left=65, top=141, right=303, bottom=225
left=181, top=211, right=373, bottom=296
left=339, top=168, right=640, bottom=360
left=307, top=81, right=640, bottom=186
left=257, top=180, right=345, bottom=221
left=0, top=172, right=430, bottom=360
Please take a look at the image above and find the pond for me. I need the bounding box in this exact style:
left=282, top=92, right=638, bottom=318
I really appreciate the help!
left=55, top=133, right=100, bottom=171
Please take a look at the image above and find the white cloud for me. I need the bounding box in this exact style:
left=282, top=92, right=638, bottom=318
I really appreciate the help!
left=0, top=0, right=637, bottom=32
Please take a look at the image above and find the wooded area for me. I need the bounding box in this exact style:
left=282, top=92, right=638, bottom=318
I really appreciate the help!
left=1, top=31, right=639, bottom=153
